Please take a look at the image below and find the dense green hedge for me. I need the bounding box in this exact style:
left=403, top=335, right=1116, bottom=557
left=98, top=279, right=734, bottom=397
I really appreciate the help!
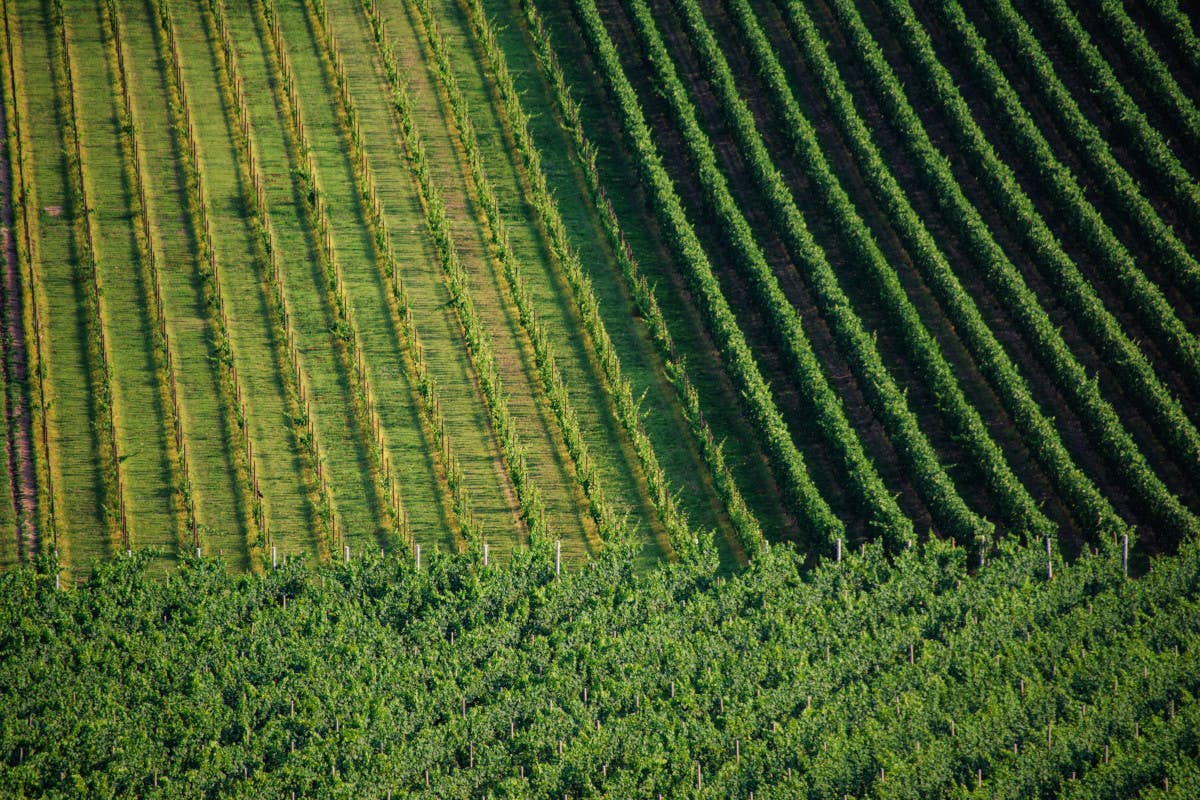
left=1, top=533, right=1197, bottom=797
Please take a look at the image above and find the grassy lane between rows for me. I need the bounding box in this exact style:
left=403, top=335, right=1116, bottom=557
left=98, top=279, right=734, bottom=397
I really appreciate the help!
left=13, top=0, right=109, bottom=574
left=322, top=0, right=524, bottom=554
left=63, top=1, right=179, bottom=561
left=115, top=0, right=248, bottom=553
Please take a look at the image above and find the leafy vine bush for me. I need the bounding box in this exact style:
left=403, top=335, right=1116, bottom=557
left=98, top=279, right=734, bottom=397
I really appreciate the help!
left=1, top=535, right=1197, bottom=798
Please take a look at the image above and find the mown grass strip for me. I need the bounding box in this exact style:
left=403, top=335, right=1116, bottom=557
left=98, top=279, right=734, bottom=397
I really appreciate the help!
left=64, top=0, right=180, bottom=559
left=261, top=0, right=485, bottom=554
left=434, top=0, right=685, bottom=557
left=569, top=0, right=843, bottom=552
left=35, top=0, right=119, bottom=567
left=153, top=0, right=317, bottom=567
left=774, top=0, right=1126, bottom=543
left=105, top=0, right=195, bottom=559
left=459, top=0, right=732, bottom=556
left=353, top=0, right=558, bottom=553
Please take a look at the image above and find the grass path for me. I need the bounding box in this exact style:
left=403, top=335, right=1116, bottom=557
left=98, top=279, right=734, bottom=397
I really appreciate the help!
left=62, top=1, right=179, bottom=558
left=168, top=0, right=313, bottom=565
left=11, top=0, right=108, bottom=572
left=117, top=0, right=248, bottom=553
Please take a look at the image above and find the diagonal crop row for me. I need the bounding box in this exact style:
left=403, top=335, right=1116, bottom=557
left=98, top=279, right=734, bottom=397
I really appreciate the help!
left=455, top=0, right=716, bottom=556
left=848, top=0, right=1199, bottom=536
left=1029, top=0, right=1200, bottom=237
left=516, top=0, right=763, bottom=553
left=772, top=0, right=1127, bottom=543
left=981, top=0, right=1200, bottom=330
left=722, top=0, right=1053, bottom=544
left=668, top=0, right=1013, bottom=544
left=1140, top=0, right=1200, bottom=78
left=348, top=0, right=552, bottom=547
left=623, top=0, right=918, bottom=544
left=266, top=0, right=486, bottom=551
left=394, top=0, right=630, bottom=547
left=568, top=0, right=842, bottom=551
left=1092, top=0, right=1200, bottom=154
left=954, top=0, right=1200, bottom=404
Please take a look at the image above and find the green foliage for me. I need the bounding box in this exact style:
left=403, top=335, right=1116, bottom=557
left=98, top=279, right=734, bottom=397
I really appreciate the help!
left=2, top=537, right=1198, bottom=797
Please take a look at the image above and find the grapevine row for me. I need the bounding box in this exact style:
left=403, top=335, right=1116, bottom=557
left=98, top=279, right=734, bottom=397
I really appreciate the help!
left=668, top=0, right=1007, bottom=543
left=773, top=0, right=1126, bottom=541
left=1030, top=0, right=1200, bottom=237
left=569, top=0, right=843, bottom=549
left=517, top=0, right=764, bottom=552
left=982, top=0, right=1200, bottom=313
left=953, top=0, right=1200, bottom=410
left=857, top=0, right=1198, bottom=535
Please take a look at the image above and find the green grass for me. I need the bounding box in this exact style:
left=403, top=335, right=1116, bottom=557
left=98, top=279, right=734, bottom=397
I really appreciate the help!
left=220, top=0, right=387, bottom=556
left=116, top=0, right=248, bottom=554
left=63, top=1, right=178, bottom=560
left=315, top=0, right=522, bottom=557
left=13, top=0, right=109, bottom=572
left=427, top=0, right=672, bottom=561
left=169, top=0, right=314, bottom=566
left=511, top=0, right=798, bottom=545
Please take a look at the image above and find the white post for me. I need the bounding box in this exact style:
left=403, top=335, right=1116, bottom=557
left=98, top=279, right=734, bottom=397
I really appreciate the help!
left=1046, top=536, right=1053, bottom=580
left=415, top=543, right=421, bottom=571
left=555, top=539, right=561, bottom=577
left=836, top=537, right=842, bottom=562
left=272, top=545, right=277, bottom=569
left=344, top=544, right=350, bottom=563
left=196, top=546, right=201, bottom=558
left=483, top=542, right=489, bottom=567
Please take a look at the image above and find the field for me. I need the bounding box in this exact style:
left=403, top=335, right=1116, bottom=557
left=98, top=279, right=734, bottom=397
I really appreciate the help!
left=2, top=0, right=1196, bottom=574
left=0, top=0, right=1199, bottom=793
